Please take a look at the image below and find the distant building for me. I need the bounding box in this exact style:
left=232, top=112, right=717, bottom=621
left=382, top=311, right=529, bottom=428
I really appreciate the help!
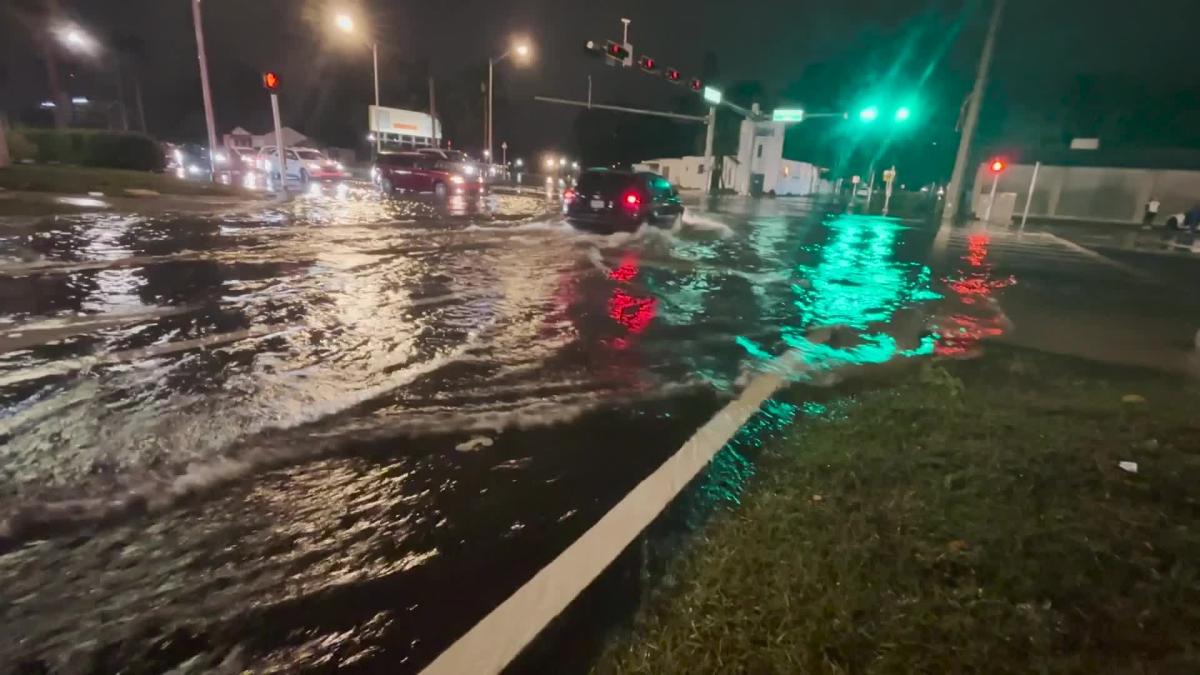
left=223, top=126, right=310, bottom=150
left=972, top=146, right=1200, bottom=223
left=634, top=156, right=736, bottom=191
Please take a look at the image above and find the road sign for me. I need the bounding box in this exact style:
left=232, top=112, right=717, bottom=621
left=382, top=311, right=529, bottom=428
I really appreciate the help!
left=851, top=175, right=861, bottom=185
left=262, top=71, right=280, bottom=91
left=772, top=108, right=805, bottom=123
left=882, top=168, right=896, bottom=184
left=501, top=141, right=507, bottom=149
left=703, top=86, right=722, bottom=105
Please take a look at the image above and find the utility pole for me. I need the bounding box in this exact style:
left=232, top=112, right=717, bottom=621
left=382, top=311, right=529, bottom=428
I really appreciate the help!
left=372, top=42, right=381, bottom=154
left=429, top=76, right=438, bottom=148
left=487, top=58, right=494, bottom=162
left=942, top=0, right=1006, bottom=223
left=191, top=0, right=219, bottom=182
left=703, top=106, right=716, bottom=194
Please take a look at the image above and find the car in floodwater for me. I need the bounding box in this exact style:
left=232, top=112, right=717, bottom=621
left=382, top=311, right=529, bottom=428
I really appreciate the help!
left=563, top=169, right=684, bottom=234
left=257, top=146, right=349, bottom=185
left=373, top=151, right=486, bottom=197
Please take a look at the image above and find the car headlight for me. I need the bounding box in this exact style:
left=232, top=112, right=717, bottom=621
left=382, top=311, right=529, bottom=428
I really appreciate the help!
left=450, top=175, right=465, bottom=184
left=214, top=151, right=228, bottom=164
left=463, top=165, right=476, bottom=175
left=335, top=161, right=345, bottom=171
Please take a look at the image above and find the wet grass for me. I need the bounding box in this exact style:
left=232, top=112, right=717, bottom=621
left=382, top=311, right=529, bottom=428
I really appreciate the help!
left=597, top=347, right=1200, bottom=674
left=0, top=164, right=249, bottom=197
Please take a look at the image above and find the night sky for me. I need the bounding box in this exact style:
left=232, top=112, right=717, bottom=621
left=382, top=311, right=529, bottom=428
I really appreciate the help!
left=4, top=0, right=1200, bottom=178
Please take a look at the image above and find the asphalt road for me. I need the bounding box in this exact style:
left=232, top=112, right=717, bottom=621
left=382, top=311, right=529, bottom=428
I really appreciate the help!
left=0, top=186, right=1195, bottom=672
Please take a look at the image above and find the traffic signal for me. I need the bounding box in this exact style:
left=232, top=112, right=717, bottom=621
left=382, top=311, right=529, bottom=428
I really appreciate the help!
left=689, top=78, right=703, bottom=92
left=989, top=159, right=1007, bottom=174
left=665, top=68, right=682, bottom=83
left=605, top=41, right=629, bottom=62
left=262, top=71, right=280, bottom=91
left=638, top=55, right=656, bottom=72
left=584, top=40, right=603, bottom=56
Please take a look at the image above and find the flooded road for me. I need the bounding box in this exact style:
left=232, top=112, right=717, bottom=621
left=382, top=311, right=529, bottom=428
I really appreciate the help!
left=1, top=186, right=1195, bottom=672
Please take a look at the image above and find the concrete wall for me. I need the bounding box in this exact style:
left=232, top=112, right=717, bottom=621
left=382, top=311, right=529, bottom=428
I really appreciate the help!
left=972, top=162, right=1200, bottom=223
left=634, top=157, right=707, bottom=190
left=774, top=160, right=823, bottom=196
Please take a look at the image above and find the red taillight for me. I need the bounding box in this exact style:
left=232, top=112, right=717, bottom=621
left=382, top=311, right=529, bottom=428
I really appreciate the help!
left=564, top=188, right=577, bottom=202
left=623, top=192, right=641, bottom=206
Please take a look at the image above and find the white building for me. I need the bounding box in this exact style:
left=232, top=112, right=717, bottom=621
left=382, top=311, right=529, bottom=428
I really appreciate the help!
left=223, top=126, right=310, bottom=150
left=637, top=116, right=831, bottom=197
left=634, top=156, right=738, bottom=191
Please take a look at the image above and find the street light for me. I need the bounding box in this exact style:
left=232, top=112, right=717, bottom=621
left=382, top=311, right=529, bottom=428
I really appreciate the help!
left=333, top=10, right=381, bottom=153
left=488, top=37, right=533, bottom=166
left=859, top=106, right=879, bottom=122
left=544, top=156, right=555, bottom=170
left=894, top=106, right=912, bottom=122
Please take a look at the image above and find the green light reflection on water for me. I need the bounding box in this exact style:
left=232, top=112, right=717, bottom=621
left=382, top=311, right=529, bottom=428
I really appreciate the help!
left=738, top=214, right=941, bottom=369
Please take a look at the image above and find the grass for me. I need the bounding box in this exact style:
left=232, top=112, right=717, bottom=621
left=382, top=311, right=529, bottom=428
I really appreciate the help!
left=0, top=163, right=251, bottom=198
left=598, top=348, right=1200, bottom=674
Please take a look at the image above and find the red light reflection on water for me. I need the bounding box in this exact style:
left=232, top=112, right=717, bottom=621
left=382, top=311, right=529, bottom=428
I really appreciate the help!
left=605, top=252, right=657, bottom=350
left=608, top=289, right=657, bottom=334
left=937, top=232, right=1015, bottom=357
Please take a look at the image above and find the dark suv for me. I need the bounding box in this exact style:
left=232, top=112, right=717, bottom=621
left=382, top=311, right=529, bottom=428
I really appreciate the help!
left=374, top=152, right=485, bottom=197
left=563, top=169, right=684, bottom=233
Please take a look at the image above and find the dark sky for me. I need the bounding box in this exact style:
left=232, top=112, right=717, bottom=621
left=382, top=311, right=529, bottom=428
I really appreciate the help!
left=4, top=0, right=1200, bottom=169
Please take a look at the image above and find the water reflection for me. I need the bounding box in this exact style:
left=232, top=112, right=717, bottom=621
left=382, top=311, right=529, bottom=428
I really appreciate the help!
left=736, top=214, right=941, bottom=370
left=935, top=231, right=1016, bottom=357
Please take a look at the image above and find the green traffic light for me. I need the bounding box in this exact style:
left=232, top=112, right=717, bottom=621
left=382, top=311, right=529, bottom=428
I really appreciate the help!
left=895, top=107, right=911, bottom=122
left=859, top=106, right=879, bottom=122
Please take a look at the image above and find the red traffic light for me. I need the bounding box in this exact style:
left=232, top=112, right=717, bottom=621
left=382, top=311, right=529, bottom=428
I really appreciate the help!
left=665, top=68, right=681, bottom=83
left=689, top=78, right=703, bottom=92
left=605, top=41, right=628, bottom=60
left=638, top=55, right=656, bottom=72
left=989, top=159, right=1006, bottom=174
left=262, top=71, right=280, bottom=91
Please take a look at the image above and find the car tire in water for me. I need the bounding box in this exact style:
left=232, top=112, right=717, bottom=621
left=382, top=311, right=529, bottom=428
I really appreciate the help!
left=381, top=178, right=394, bottom=194
left=434, top=182, right=447, bottom=198
left=299, top=170, right=310, bottom=186
left=1167, top=216, right=1181, bottom=231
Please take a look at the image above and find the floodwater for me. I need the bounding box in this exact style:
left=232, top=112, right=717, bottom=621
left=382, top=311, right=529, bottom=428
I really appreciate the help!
left=0, top=185, right=1194, bottom=672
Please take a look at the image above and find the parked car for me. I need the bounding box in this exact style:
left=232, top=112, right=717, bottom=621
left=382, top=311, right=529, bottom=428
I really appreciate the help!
left=373, top=152, right=485, bottom=197
left=258, top=146, right=348, bottom=184
left=563, top=169, right=684, bottom=233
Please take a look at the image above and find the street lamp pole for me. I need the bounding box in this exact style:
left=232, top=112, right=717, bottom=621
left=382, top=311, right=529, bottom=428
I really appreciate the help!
left=488, top=54, right=503, bottom=164
left=191, top=0, right=218, bottom=182
left=373, top=41, right=381, bottom=154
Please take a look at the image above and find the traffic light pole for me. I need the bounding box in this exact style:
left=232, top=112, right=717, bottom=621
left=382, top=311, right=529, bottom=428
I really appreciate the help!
left=270, top=92, right=288, bottom=195
left=984, top=170, right=1000, bottom=222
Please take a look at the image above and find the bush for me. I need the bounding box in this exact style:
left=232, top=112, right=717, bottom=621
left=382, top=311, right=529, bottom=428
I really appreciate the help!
left=12, top=128, right=164, bottom=172
left=6, top=131, right=37, bottom=162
